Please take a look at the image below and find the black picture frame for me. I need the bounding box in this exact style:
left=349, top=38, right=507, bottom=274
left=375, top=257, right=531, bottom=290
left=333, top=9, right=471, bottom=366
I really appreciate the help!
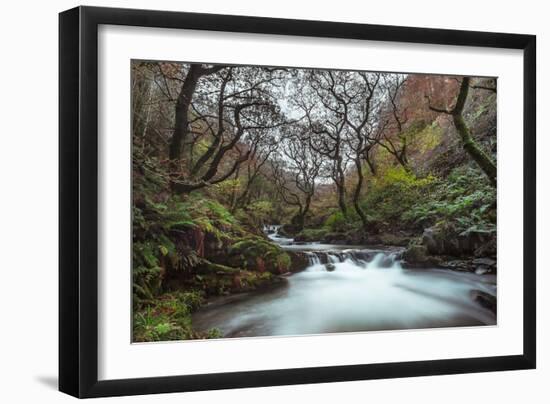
left=59, top=5, right=536, bottom=398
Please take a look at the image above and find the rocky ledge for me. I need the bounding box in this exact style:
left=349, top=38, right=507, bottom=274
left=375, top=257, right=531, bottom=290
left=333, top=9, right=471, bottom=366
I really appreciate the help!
left=402, top=224, right=497, bottom=273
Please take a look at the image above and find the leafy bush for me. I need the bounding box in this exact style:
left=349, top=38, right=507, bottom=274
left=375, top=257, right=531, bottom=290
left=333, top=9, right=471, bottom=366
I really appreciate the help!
left=323, top=210, right=361, bottom=232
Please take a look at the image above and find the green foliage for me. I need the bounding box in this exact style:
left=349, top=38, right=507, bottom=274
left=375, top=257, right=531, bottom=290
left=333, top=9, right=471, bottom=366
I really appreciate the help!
left=470, top=92, right=497, bottom=121
left=132, top=170, right=245, bottom=303
left=295, top=228, right=329, bottom=242
left=326, top=165, right=495, bottom=238
left=132, top=151, right=288, bottom=340
left=166, top=195, right=239, bottom=239
left=323, top=210, right=361, bottom=232
left=212, top=178, right=241, bottom=205
left=133, top=263, right=163, bottom=302
left=133, top=290, right=217, bottom=342
left=411, top=121, right=443, bottom=154
left=402, top=166, right=496, bottom=232
left=230, top=237, right=291, bottom=273
left=360, top=166, right=437, bottom=226
left=235, top=200, right=275, bottom=230
left=276, top=253, right=291, bottom=272
left=206, top=328, right=223, bottom=339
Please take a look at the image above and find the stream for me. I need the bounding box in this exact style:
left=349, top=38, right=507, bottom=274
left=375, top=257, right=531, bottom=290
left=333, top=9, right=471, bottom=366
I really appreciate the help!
left=192, top=225, right=496, bottom=338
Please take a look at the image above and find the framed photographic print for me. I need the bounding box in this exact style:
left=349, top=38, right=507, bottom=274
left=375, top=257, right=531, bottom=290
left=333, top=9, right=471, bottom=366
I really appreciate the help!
left=59, top=6, right=536, bottom=398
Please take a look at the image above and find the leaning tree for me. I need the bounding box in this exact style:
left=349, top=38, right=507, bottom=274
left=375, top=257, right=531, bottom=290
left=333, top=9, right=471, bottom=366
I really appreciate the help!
left=427, top=77, right=497, bottom=186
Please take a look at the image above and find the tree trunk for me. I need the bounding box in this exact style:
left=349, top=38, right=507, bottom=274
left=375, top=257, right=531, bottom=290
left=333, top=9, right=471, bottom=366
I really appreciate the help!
left=452, top=78, right=497, bottom=186
left=229, top=166, right=241, bottom=212
left=352, top=159, right=369, bottom=232
left=292, top=195, right=312, bottom=231
left=336, top=184, right=348, bottom=218
left=452, top=114, right=497, bottom=186
left=169, top=65, right=203, bottom=161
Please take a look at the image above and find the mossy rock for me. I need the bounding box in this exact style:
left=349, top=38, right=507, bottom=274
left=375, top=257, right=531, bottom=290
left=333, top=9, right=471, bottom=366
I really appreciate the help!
left=294, top=228, right=329, bottom=242
left=228, top=237, right=291, bottom=274
left=322, top=232, right=349, bottom=244
left=422, top=223, right=496, bottom=257
left=368, top=232, right=411, bottom=247
left=286, top=251, right=310, bottom=273
left=402, top=243, right=442, bottom=267
left=234, top=270, right=286, bottom=292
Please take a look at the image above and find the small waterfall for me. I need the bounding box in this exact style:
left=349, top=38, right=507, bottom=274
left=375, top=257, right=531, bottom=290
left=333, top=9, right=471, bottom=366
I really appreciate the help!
left=327, top=254, right=340, bottom=263
left=365, top=252, right=401, bottom=269
left=303, top=250, right=400, bottom=270
left=264, top=225, right=294, bottom=245
left=306, top=252, right=322, bottom=265
left=263, top=224, right=281, bottom=236
left=263, top=224, right=403, bottom=272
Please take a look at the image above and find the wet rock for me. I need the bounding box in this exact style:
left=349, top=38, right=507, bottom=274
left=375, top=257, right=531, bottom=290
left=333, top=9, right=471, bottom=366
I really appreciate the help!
left=325, top=263, right=336, bottom=272
left=372, top=233, right=411, bottom=247
left=475, top=266, right=491, bottom=275
left=286, top=251, right=310, bottom=273
left=402, top=244, right=441, bottom=267
left=422, top=225, right=496, bottom=257
left=421, top=227, right=441, bottom=254
left=474, top=236, right=497, bottom=257
left=379, top=255, right=396, bottom=268
left=366, top=235, right=383, bottom=245
left=470, top=290, right=497, bottom=314
left=472, top=257, right=497, bottom=267
left=442, top=259, right=472, bottom=272
left=323, top=232, right=349, bottom=244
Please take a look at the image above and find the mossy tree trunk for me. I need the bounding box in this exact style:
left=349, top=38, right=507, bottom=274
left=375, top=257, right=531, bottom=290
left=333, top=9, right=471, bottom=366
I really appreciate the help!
left=336, top=182, right=348, bottom=219
left=291, top=194, right=312, bottom=231
left=429, top=77, right=497, bottom=186
left=352, top=157, right=369, bottom=232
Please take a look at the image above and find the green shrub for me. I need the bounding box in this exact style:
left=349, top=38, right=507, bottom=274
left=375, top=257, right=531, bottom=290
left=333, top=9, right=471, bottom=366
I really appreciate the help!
left=402, top=166, right=496, bottom=232
left=323, top=210, right=359, bottom=232
left=133, top=290, right=217, bottom=342
left=360, top=166, right=436, bottom=226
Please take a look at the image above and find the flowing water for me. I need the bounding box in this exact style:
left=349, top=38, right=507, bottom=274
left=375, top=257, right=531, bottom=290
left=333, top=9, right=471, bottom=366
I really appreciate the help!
left=192, top=225, right=496, bottom=338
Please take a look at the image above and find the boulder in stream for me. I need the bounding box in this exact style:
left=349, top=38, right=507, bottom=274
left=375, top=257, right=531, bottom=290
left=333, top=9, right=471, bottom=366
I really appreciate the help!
left=402, top=244, right=441, bottom=267
left=470, top=290, right=497, bottom=314
left=325, top=263, right=336, bottom=272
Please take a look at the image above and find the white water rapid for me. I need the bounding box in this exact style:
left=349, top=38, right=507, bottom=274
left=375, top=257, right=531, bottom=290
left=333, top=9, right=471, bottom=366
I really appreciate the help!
left=192, top=226, right=496, bottom=338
